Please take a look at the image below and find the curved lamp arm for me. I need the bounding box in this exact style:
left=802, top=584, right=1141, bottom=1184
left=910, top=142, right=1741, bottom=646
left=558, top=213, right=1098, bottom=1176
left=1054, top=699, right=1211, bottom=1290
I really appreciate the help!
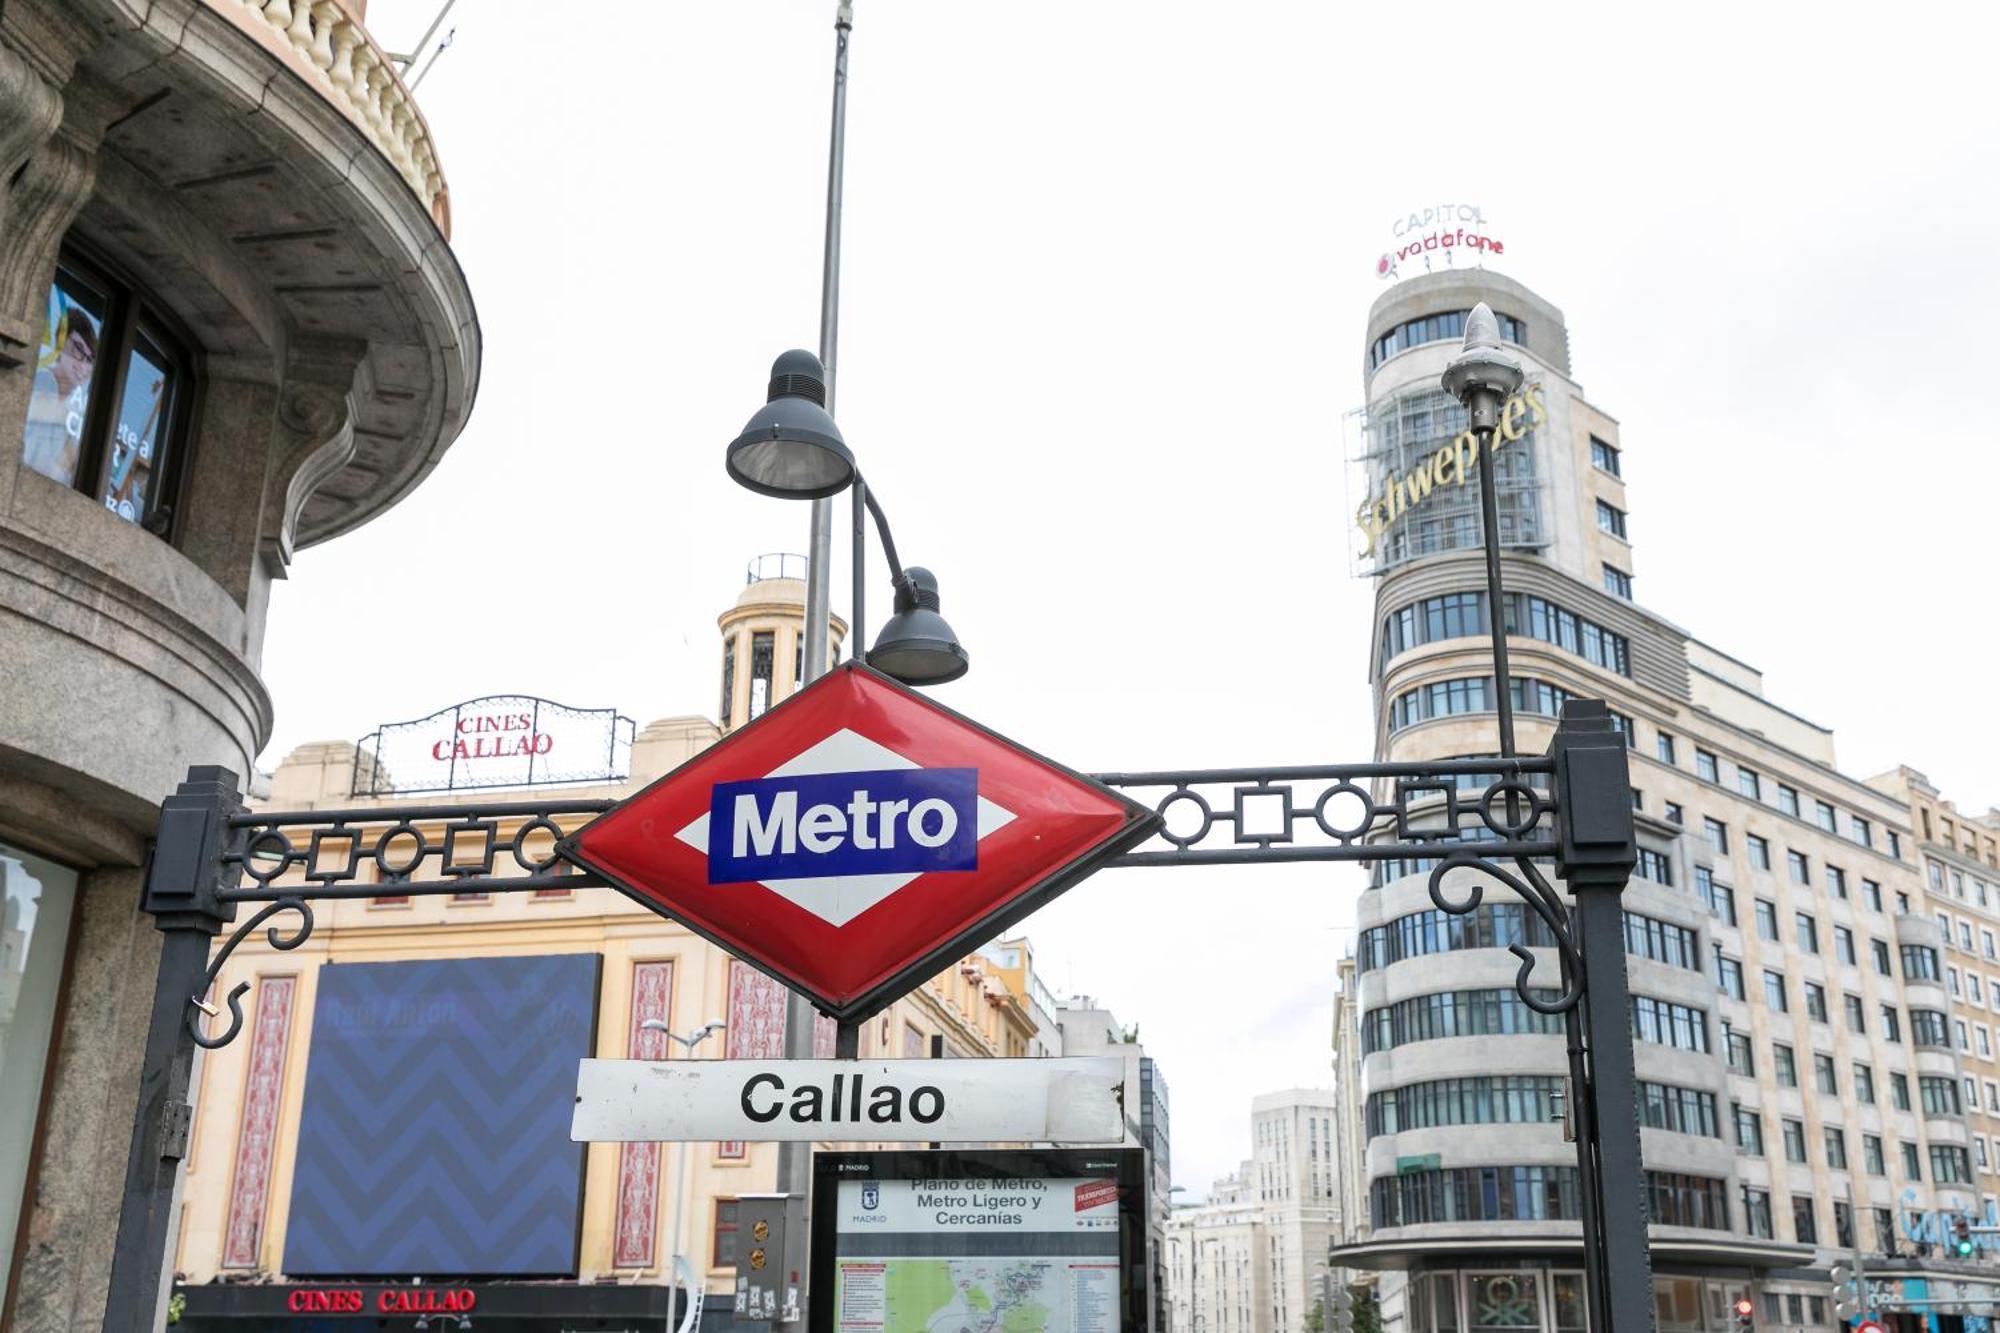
left=850, top=473, right=916, bottom=663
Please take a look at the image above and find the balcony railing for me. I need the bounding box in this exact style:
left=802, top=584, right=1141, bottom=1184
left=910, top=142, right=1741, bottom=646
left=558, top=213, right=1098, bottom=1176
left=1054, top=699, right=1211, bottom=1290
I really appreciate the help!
left=210, top=0, right=451, bottom=236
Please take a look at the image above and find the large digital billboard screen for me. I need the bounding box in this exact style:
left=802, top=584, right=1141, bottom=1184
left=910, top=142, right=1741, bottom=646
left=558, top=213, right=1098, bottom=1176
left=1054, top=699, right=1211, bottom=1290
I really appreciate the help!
left=282, top=954, right=601, bottom=1278
left=812, top=1149, right=1146, bottom=1333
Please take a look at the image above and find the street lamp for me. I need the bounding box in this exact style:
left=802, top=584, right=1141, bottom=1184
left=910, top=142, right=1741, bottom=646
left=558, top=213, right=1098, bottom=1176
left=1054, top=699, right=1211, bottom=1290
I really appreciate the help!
left=1440, top=302, right=1526, bottom=758
left=640, top=1018, right=727, bottom=1329
left=724, top=349, right=969, bottom=686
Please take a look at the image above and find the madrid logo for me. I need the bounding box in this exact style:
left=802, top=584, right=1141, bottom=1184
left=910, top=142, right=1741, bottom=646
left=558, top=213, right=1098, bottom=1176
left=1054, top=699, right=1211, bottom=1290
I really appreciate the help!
left=559, top=663, right=1156, bottom=1021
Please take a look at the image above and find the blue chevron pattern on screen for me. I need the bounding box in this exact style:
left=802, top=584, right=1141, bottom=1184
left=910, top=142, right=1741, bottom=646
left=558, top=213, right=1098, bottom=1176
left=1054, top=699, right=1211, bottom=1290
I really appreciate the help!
left=282, top=953, right=601, bottom=1277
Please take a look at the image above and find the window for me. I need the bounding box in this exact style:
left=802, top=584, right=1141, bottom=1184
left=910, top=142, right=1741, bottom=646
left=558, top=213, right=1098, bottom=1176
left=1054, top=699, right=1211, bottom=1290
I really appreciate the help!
left=1697, top=872, right=1736, bottom=926
left=1931, top=1145, right=1973, bottom=1184
left=1368, top=1165, right=1580, bottom=1228
left=1980, top=1027, right=1994, bottom=1058
left=1657, top=732, right=1677, bottom=764
left=1854, top=1063, right=1875, bottom=1103
left=1863, top=879, right=1883, bottom=912
left=1734, top=1106, right=1765, bottom=1154
left=1836, top=1201, right=1855, bottom=1249
left=20, top=255, right=193, bottom=538
left=1903, top=1141, right=1923, bottom=1180
left=1987, top=930, right=1997, bottom=961
left=1636, top=1082, right=1721, bottom=1138
left=1625, top=912, right=1700, bottom=969
left=748, top=631, right=776, bottom=719
left=1795, top=913, right=1818, bottom=954
left=1901, top=945, right=1941, bottom=981
left=1717, top=956, right=1744, bottom=1000
left=1367, top=307, right=1527, bottom=369
left=1705, top=818, right=1729, bottom=855
left=1727, top=1031, right=1755, bottom=1076
left=1864, top=1134, right=1886, bottom=1175
left=1631, top=788, right=1644, bottom=812
left=1816, top=800, right=1838, bottom=833
left=1890, top=1072, right=1911, bottom=1110
left=1590, top=436, right=1622, bottom=476
left=712, top=1199, right=741, bottom=1266
left=1603, top=564, right=1633, bottom=599
left=1921, top=1076, right=1964, bottom=1117
left=1888, top=829, right=1903, bottom=859
left=1646, top=1173, right=1730, bottom=1231
left=1957, top=1018, right=1971, bottom=1052
left=1770, top=786, right=1798, bottom=818
left=1792, top=1196, right=1818, bottom=1244
left=1989, top=1081, right=2000, bottom=1112
left=1636, top=848, right=1672, bottom=885
left=1664, top=801, right=1684, bottom=825
left=1773, top=1043, right=1797, bottom=1086
left=1804, top=982, right=1828, bottom=1023
left=1782, top=1119, right=1807, bottom=1163
left=1755, top=899, right=1779, bottom=941
left=1366, top=1075, right=1568, bottom=1137
left=1738, top=769, right=1762, bottom=800
left=1881, top=1006, right=1903, bottom=1043
left=1834, top=926, right=1856, bottom=965
left=1743, top=1189, right=1773, bottom=1239
left=1814, top=1053, right=1838, bottom=1094
left=1825, top=1127, right=1848, bottom=1170
left=1596, top=499, right=1628, bottom=538
left=1827, top=866, right=1848, bottom=899
left=1843, top=992, right=1867, bottom=1034
left=1747, top=834, right=1771, bottom=870
left=1629, top=996, right=1711, bottom=1052
left=1362, top=988, right=1566, bottom=1052
left=1963, top=920, right=1977, bottom=952
left=1787, top=850, right=1810, bottom=884
left=1873, top=938, right=1893, bottom=976
left=1696, top=750, right=1719, bottom=784
left=1852, top=816, right=1873, bottom=848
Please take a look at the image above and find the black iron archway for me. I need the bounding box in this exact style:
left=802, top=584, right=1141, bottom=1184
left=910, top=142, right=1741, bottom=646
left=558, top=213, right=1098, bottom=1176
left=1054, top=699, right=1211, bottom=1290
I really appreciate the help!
left=106, top=707, right=1648, bottom=1333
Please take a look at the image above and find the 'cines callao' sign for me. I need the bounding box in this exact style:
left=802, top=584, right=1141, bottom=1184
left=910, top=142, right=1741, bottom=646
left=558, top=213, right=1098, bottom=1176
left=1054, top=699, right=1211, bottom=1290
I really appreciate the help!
left=1357, top=382, right=1546, bottom=558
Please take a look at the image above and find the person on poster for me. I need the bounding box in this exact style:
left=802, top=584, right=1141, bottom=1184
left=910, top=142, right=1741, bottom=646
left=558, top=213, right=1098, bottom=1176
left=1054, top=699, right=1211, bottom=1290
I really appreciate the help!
left=21, top=294, right=99, bottom=486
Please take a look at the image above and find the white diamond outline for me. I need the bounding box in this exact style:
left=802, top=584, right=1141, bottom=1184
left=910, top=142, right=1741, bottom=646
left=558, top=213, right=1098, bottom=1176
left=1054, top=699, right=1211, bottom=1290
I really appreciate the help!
left=675, top=727, right=1016, bottom=927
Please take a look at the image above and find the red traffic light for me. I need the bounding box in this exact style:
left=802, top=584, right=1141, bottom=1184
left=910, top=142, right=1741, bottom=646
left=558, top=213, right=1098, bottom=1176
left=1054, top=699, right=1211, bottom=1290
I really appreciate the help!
left=1733, top=1300, right=1755, bottom=1318
left=1856, top=1322, right=1885, bottom=1333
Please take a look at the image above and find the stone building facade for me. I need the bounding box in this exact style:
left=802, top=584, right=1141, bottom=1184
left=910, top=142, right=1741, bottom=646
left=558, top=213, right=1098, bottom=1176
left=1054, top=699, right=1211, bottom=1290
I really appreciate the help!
left=0, top=0, right=477, bottom=1325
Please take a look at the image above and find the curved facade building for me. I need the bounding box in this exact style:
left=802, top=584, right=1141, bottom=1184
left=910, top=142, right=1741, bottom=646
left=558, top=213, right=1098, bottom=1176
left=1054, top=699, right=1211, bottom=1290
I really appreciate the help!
left=0, top=1, right=477, bottom=1323
left=1334, top=273, right=1974, bottom=1333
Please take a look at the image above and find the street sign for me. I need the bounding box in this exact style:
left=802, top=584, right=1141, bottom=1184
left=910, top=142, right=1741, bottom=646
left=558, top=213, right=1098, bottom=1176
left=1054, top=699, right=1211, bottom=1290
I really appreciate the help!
left=571, top=1056, right=1127, bottom=1143
left=559, top=663, right=1158, bottom=1021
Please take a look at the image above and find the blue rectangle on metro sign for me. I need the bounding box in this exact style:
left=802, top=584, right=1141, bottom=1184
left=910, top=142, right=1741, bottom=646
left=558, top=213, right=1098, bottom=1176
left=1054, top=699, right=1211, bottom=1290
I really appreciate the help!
left=708, top=766, right=979, bottom=883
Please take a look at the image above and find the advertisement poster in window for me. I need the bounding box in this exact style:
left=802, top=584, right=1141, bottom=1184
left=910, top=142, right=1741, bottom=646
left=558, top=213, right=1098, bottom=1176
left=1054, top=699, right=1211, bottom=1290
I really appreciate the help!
left=22, top=279, right=105, bottom=487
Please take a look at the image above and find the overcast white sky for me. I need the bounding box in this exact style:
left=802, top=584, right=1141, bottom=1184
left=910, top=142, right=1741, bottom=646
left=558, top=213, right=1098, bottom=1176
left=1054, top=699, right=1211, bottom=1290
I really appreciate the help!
left=263, top=1, right=2000, bottom=1197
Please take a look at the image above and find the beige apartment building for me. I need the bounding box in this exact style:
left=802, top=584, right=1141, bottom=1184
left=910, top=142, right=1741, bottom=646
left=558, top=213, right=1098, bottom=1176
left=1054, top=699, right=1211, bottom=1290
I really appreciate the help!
left=1868, top=770, right=2000, bottom=1226
left=1332, top=269, right=1990, bottom=1333
left=168, top=566, right=1057, bottom=1324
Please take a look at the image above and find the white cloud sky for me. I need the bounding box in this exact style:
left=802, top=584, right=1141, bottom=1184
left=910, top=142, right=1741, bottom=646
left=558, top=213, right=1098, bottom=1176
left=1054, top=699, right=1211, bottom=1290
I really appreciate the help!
left=263, top=0, right=2000, bottom=1197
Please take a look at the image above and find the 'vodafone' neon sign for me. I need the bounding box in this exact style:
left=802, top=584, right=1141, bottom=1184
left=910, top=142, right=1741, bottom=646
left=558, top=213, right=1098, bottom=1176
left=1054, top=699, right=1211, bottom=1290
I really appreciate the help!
left=1377, top=204, right=1506, bottom=281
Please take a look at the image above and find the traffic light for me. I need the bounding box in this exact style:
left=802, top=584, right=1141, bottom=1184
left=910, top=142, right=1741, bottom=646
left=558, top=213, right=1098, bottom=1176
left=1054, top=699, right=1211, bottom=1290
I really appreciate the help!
left=1832, top=1265, right=1859, bottom=1321
left=1732, top=1296, right=1755, bottom=1333
left=1953, top=1214, right=1976, bottom=1258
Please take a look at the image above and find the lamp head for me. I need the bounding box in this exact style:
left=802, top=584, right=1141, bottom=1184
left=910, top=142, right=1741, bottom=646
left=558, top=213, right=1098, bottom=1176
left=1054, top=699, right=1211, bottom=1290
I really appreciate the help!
left=725, top=350, right=855, bottom=499
left=869, top=567, right=969, bottom=685
left=1440, top=302, right=1525, bottom=433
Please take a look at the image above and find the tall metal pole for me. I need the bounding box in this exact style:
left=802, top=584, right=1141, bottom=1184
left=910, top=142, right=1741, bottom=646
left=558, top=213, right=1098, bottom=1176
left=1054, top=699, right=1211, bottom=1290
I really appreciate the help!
left=1471, top=423, right=1516, bottom=758
left=774, top=9, right=855, bottom=1320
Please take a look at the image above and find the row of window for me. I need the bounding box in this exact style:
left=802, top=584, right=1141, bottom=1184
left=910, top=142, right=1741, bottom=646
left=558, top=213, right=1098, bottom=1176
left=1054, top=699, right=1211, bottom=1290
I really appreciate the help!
left=1356, top=901, right=1692, bottom=974
left=1363, top=1075, right=1718, bottom=1141
left=1730, top=1107, right=1973, bottom=1186
left=1368, top=308, right=1528, bottom=371
left=1631, top=994, right=1710, bottom=1053
left=1361, top=988, right=1567, bottom=1052
left=1657, top=730, right=1901, bottom=859
left=1388, top=675, right=1635, bottom=739
left=1369, top=1167, right=1728, bottom=1232
left=1378, top=591, right=1632, bottom=677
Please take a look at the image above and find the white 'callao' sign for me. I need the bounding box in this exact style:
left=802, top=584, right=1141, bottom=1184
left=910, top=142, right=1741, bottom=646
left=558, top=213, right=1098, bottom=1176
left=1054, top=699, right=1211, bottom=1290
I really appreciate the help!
left=569, top=1057, right=1127, bottom=1144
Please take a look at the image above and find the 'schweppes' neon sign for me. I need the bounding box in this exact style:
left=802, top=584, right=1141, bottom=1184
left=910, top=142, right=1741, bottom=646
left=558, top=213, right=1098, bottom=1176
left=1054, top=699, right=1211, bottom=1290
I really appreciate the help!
left=1356, top=383, right=1546, bottom=557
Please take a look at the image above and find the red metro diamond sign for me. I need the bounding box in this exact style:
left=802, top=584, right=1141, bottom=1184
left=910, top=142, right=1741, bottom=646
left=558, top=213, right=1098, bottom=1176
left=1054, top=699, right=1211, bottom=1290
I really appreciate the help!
left=558, top=663, right=1159, bottom=1022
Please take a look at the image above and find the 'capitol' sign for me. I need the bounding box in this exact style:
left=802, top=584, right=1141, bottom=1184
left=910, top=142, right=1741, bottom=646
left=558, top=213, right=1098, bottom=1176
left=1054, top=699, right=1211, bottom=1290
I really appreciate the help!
left=353, top=694, right=636, bottom=796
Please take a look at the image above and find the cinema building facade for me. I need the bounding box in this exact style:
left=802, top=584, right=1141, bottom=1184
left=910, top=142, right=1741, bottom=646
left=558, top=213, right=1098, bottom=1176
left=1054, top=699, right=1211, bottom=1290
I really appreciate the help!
left=1332, top=271, right=1989, bottom=1333
left=0, top=1, right=476, bottom=1325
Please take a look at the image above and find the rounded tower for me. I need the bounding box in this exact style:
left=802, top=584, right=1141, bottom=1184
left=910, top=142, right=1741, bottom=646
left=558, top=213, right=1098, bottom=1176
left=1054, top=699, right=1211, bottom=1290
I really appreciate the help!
left=716, top=553, right=847, bottom=731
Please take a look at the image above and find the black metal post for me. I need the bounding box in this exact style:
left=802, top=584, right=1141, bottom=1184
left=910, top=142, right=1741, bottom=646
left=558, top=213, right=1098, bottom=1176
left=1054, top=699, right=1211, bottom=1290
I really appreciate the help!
left=1549, top=703, right=1649, bottom=1333
left=1473, top=424, right=1517, bottom=756
left=835, top=1018, right=860, bottom=1059
left=107, top=767, right=244, bottom=1331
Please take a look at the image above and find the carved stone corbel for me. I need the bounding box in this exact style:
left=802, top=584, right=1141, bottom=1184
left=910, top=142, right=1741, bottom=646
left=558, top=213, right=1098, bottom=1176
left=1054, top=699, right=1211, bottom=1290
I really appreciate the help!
left=0, top=42, right=83, bottom=368
left=261, top=337, right=367, bottom=574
